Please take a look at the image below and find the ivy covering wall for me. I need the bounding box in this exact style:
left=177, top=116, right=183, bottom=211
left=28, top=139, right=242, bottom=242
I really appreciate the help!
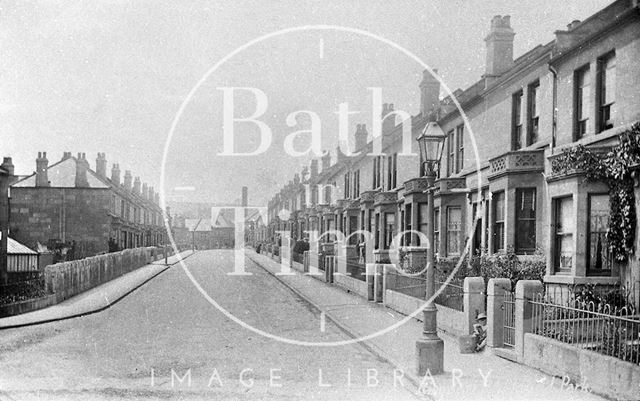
left=551, top=123, right=640, bottom=262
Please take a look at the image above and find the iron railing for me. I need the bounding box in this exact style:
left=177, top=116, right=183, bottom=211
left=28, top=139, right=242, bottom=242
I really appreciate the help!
left=389, top=272, right=426, bottom=298
left=503, top=291, right=516, bottom=348
left=434, top=277, right=465, bottom=312
left=345, top=262, right=367, bottom=282
left=531, top=294, right=640, bottom=365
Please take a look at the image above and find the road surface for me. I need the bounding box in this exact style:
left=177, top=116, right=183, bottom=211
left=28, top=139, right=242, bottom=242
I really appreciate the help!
left=0, top=250, right=420, bottom=400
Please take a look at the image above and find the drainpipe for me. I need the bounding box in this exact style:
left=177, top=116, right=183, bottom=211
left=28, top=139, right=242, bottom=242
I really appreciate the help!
left=548, top=63, right=558, bottom=153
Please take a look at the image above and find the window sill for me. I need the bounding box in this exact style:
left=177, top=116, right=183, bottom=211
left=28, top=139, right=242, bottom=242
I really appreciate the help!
left=543, top=275, right=619, bottom=285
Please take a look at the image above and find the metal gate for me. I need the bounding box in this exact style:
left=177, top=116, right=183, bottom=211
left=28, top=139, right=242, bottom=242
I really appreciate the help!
left=503, top=290, right=515, bottom=348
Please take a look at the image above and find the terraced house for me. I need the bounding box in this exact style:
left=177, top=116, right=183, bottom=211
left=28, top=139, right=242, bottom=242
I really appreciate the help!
left=265, top=0, right=640, bottom=299
left=10, top=152, right=169, bottom=259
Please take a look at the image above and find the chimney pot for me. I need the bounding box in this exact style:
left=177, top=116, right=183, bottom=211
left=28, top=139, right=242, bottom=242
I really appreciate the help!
left=74, top=153, right=89, bottom=188
left=111, top=163, right=121, bottom=186
left=95, top=153, right=108, bottom=178
left=133, top=177, right=141, bottom=195
left=124, top=170, right=132, bottom=190
left=1, top=157, right=14, bottom=176
left=420, top=69, right=441, bottom=117
left=484, top=15, right=515, bottom=77
left=354, top=123, right=368, bottom=152
left=35, top=151, right=49, bottom=187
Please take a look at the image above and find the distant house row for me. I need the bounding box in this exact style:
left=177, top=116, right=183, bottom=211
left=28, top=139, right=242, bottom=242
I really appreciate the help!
left=5, top=152, right=169, bottom=262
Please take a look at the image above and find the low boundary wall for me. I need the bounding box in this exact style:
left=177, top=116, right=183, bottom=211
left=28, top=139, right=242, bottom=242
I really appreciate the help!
left=0, top=294, right=57, bottom=318
left=334, top=274, right=368, bottom=298
left=524, top=333, right=640, bottom=400
left=384, top=289, right=471, bottom=337
left=45, top=246, right=172, bottom=303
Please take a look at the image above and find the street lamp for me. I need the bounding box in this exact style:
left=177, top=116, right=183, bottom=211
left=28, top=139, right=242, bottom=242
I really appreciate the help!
left=415, top=120, right=446, bottom=376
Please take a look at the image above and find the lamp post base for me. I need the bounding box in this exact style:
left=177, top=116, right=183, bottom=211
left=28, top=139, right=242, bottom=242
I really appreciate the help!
left=416, top=336, right=444, bottom=376
left=416, top=306, right=444, bottom=376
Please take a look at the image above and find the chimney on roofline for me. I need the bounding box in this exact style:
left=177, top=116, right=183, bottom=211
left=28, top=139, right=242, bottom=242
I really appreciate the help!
left=111, top=163, right=120, bottom=186
left=354, top=124, right=368, bottom=152
left=123, top=170, right=132, bottom=190
left=36, top=152, right=49, bottom=187
left=75, top=152, right=89, bottom=188
left=1, top=157, right=14, bottom=177
left=381, top=103, right=396, bottom=134
left=420, top=69, right=441, bottom=118
left=484, top=15, right=515, bottom=77
left=95, top=152, right=107, bottom=178
left=133, top=177, right=141, bottom=195
left=142, top=182, right=148, bottom=199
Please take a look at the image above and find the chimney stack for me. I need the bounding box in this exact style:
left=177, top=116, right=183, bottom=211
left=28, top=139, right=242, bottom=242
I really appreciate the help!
left=354, top=124, right=368, bottom=152
left=321, top=151, right=331, bottom=172
left=293, top=173, right=300, bottom=186
left=1, top=157, right=14, bottom=177
left=111, top=164, right=121, bottom=186
left=62, top=151, right=72, bottom=160
left=242, top=186, right=248, bottom=207
left=142, top=182, right=148, bottom=199
left=133, top=177, right=141, bottom=195
left=36, top=152, right=49, bottom=187
left=310, top=159, right=319, bottom=179
left=484, top=15, right=515, bottom=77
left=124, top=170, right=132, bottom=190
left=301, top=166, right=309, bottom=182
left=95, top=153, right=107, bottom=178
left=148, top=186, right=154, bottom=201
left=154, top=192, right=160, bottom=204
left=381, top=103, right=396, bottom=134
left=75, top=153, right=89, bottom=188
left=420, top=69, right=441, bottom=118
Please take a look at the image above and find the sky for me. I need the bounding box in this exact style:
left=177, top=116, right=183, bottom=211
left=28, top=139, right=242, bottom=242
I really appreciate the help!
left=0, top=0, right=613, bottom=206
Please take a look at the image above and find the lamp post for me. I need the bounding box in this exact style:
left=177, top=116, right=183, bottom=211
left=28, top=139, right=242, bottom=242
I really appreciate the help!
left=415, top=119, right=446, bottom=376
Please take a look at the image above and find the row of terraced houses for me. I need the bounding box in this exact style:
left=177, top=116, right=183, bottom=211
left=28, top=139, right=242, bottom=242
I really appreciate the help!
left=260, top=0, right=640, bottom=297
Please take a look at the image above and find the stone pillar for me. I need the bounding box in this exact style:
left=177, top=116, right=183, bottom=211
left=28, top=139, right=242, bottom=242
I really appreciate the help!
left=373, top=264, right=386, bottom=303
left=515, top=280, right=543, bottom=361
left=463, top=277, right=486, bottom=334
left=303, top=250, right=309, bottom=273
left=382, top=264, right=397, bottom=306
left=366, top=263, right=375, bottom=301
left=487, top=278, right=511, bottom=348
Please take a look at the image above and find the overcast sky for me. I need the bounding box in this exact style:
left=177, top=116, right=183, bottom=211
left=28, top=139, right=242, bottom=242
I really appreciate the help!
left=1, top=0, right=612, bottom=206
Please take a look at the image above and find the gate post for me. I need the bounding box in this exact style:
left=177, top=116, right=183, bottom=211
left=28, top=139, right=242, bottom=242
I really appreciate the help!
left=487, top=278, right=512, bottom=348
left=373, top=264, right=385, bottom=303
left=463, top=277, right=486, bottom=334
left=515, top=280, right=543, bottom=361
left=366, top=263, right=375, bottom=301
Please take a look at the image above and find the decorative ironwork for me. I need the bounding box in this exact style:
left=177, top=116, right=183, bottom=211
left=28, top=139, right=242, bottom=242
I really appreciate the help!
left=374, top=191, right=397, bottom=206
left=488, top=150, right=544, bottom=179
left=360, top=190, right=378, bottom=203
left=403, top=177, right=429, bottom=194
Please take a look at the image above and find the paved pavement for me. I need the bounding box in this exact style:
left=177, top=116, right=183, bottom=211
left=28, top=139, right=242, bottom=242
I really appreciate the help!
left=0, top=250, right=421, bottom=400
left=0, top=250, right=194, bottom=330
left=246, top=249, right=606, bottom=401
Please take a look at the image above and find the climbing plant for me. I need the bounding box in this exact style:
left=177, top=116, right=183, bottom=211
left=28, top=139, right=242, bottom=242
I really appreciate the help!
left=551, top=123, right=640, bottom=262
